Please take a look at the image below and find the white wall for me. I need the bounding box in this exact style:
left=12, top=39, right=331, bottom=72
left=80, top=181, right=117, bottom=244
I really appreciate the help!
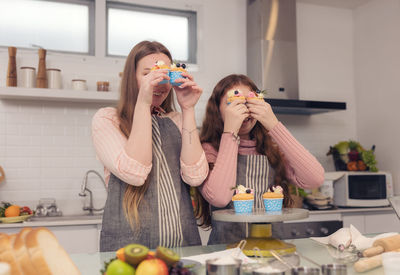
left=289, top=2, right=357, bottom=169
left=354, top=0, right=400, bottom=194
left=0, top=0, right=247, bottom=213
left=0, top=0, right=377, bottom=213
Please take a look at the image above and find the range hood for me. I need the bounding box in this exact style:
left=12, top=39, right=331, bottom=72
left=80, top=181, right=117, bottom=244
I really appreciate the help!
left=247, top=0, right=346, bottom=115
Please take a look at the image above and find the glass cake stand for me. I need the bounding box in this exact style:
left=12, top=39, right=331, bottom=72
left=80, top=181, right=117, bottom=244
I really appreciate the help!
left=212, top=208, right=309, bottom=257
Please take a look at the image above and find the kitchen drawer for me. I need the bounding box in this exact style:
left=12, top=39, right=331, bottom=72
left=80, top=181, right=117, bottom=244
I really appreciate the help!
left=364, top=213, right=400, bottom=234
left=0, top=224, right=100, bottom=253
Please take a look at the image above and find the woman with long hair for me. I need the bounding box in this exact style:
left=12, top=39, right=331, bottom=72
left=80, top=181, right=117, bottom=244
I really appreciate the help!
left=195, top=74, right=324, bottom=244
left=92, top=41, right=208, bottom=251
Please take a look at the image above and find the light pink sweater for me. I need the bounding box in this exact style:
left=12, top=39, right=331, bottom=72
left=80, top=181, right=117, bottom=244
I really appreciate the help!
left=200, top=122, right=325, bottom=207
left=92, top=107, right=208, bottom=186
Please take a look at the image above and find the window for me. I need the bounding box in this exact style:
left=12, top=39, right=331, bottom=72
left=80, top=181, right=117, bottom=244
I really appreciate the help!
left=0, top=0, right=94, bottom=54
left=107, top=2, right=197, bottom=63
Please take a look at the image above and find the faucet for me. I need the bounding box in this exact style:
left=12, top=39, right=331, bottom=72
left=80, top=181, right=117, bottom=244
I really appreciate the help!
left=79, top=170, right=107, bottom=215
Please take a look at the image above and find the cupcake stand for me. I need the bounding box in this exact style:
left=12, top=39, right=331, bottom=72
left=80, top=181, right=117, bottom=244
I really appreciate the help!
left=212, top=208, right=309, bottom=257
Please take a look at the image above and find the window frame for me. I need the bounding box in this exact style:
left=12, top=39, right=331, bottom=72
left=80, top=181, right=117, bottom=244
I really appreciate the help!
left=0, top=0, right=95, bottom=55
left=106, top=1, right=197, bottom=63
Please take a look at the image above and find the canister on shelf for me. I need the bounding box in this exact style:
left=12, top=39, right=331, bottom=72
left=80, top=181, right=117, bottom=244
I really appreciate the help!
left=47, top=68, right=62, bottom=89
left=20, top=66, right=36, bottom=88
left=97, top=81, right=109, bottom=92
left=71, top=79, right=88, bottom=91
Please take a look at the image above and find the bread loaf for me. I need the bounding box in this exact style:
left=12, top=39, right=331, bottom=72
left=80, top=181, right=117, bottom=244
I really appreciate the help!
left=0, top=235, right=23, bottom=275
left=25, top=227, right=81, bottom=275
left=14, top=227, right=39, bottom=275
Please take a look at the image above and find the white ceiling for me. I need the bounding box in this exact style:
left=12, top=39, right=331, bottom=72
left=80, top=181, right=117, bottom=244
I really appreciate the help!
left=297, top=0, right=371, bottom=9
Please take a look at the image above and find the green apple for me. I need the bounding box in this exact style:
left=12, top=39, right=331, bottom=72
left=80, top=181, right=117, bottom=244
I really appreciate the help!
left=136, top=259, right=168, bottom=275
left=106, top=259, right=135, bottom=275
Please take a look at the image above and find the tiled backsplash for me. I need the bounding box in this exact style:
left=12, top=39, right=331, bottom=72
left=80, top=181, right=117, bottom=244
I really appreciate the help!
left=0, top=95, right=354, bottom=216
left=0, top=99, right=109, bottom=215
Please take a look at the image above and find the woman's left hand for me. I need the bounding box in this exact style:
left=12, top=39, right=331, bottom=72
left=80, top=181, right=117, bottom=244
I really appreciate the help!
left=246, top=99, right=279, bottom=130
left=174, top=72, right=202, bottom=111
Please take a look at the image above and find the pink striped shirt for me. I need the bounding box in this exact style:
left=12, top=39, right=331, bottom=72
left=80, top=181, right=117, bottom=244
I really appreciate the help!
left=91, top=107, right=208, bottom=186
left=200, top=122, right=325, bottom=207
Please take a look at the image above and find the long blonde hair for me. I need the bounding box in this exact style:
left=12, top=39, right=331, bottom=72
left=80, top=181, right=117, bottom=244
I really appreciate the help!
left=117, top=41, right=174, bottom=229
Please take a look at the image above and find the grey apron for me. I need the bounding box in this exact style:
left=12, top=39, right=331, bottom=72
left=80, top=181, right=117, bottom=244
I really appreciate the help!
left=208, top=154, right=274, bottom=245
left=100, top=116, right=201, bottom=251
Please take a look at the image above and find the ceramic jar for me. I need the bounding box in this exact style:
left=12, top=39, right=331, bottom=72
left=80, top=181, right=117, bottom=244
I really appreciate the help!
left=46, top=68, right=62, bottom=89
left=20, top=67, right=36, bottom=88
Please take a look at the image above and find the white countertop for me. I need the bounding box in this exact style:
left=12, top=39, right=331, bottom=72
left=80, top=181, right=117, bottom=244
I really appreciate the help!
left=0, top=214, right=102, bottom=228
left=309, top=206, right=394, bottom=215
left=71, top=238, right=385, bottom=275
left=0, top=207, right=394, bottom=228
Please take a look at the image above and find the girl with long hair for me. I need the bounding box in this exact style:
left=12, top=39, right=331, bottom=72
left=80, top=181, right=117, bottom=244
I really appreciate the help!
left=92, top=41, right=208, bottom=251
left=195, top=74, right=324, bottom=244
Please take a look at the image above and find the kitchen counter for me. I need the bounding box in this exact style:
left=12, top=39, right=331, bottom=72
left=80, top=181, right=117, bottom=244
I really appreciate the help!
left=0, top=207, right=394, bottom=228
left=70, top=238, right=384, bottom=275
left=309, top=206, right=394, bottom=215
left=0, top=214, right=102, bottom=228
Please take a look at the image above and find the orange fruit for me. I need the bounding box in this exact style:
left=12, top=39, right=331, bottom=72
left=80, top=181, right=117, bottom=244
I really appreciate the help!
left=5, top=205, right=20, bottom=217
left=116, top=247, right=125, bottom=262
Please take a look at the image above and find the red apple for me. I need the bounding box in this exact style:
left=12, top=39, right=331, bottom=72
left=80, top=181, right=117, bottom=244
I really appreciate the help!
left=136, top=259, right=168, bottom=275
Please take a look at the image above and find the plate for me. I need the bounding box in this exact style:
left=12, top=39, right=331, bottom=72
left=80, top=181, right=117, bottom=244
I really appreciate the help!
left=180, top=259, right=201, bottom=270
left=0, top=214, right=33, bottom=223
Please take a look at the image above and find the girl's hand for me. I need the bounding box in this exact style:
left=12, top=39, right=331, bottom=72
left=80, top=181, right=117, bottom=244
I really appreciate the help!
left=223, top=100, right=249, bottom=135
left=174, top=72, right=202, bottom=111
left=246, top=99, right=279, bottom=130
left=137, top=69, right=170, bottom=106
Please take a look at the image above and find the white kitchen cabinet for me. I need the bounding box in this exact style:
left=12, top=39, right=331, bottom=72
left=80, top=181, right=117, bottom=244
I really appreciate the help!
left=364, top=213, right=400, bottom=234
left=342, top=214, right=365, bottom=233
left=1, top=224, right=99, bottom=253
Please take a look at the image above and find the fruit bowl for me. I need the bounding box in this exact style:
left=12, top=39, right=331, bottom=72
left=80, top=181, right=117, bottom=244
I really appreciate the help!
left=0, top=214, right=33, bottom=223
left=327, top=140, right=378, bottom=172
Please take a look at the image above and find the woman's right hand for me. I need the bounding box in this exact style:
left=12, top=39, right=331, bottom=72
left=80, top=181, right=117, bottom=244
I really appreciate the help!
left=223, top=99, right=249, bottom=135
left=136, top=69, right=170, bottom=106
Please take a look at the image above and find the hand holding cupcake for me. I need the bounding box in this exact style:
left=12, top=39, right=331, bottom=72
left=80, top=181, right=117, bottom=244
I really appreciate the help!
left=151, top=61, right=187, bottom=86
left=232, top=185, right=254, bottom=214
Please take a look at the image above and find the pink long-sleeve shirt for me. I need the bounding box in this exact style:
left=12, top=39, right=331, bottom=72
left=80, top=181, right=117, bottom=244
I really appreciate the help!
left=92, top=107, right=208, bottom=186
left=200, top=122, right=325, bottom=207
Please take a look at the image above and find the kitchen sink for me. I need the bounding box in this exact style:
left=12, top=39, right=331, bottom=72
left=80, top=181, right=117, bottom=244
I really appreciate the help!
left=29, top=214, right=103, bottom=222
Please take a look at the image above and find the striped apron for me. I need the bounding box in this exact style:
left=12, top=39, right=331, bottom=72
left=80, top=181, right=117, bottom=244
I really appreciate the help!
left=100, top=116, right=201, bottom=251
left=208, top=154, right=275, bottom=245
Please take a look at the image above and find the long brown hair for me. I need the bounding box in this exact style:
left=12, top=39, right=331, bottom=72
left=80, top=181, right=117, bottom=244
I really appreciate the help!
left=117, top=41, right=174, bottom=229
left=194, top=74, right=293, bottom=228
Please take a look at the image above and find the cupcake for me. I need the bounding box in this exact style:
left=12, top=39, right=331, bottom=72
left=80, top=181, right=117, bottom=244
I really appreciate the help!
left=263, top=186, right=284, bottom=212
left=246, top=91, right=264, bottom=101
left=232, top=185, right=254, bottom=214
left=169, top=63, right=187, bottom=86
left=227, top=89, right=246, bottom=104
left=151, top=60, right=170, bottom=84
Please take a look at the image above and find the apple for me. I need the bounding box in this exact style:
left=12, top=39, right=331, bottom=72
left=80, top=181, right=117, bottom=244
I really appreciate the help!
left=136, top=259, right=168, bottom=275
left=106, top=259, right=135, bottom=275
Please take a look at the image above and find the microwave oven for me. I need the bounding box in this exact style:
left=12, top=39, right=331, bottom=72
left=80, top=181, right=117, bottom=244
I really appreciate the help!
left=325, top=171, right=393, bottom=207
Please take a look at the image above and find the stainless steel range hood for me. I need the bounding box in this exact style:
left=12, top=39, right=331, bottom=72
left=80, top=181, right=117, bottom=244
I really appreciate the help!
left=247, top=0, right=346, bottom=114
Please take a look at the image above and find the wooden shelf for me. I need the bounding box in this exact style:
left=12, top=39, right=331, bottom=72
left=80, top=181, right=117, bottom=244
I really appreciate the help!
left=0, top=87, right=119, bottom=103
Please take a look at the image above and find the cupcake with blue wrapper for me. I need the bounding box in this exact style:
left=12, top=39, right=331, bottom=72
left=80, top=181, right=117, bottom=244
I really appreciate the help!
left=232, top=185, right=254, bottom=214
left=169, top=63, right=187, bottom=86
left=263, top=186, right=284, bottom=212
left=151, top=60, right=170, bottom=84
